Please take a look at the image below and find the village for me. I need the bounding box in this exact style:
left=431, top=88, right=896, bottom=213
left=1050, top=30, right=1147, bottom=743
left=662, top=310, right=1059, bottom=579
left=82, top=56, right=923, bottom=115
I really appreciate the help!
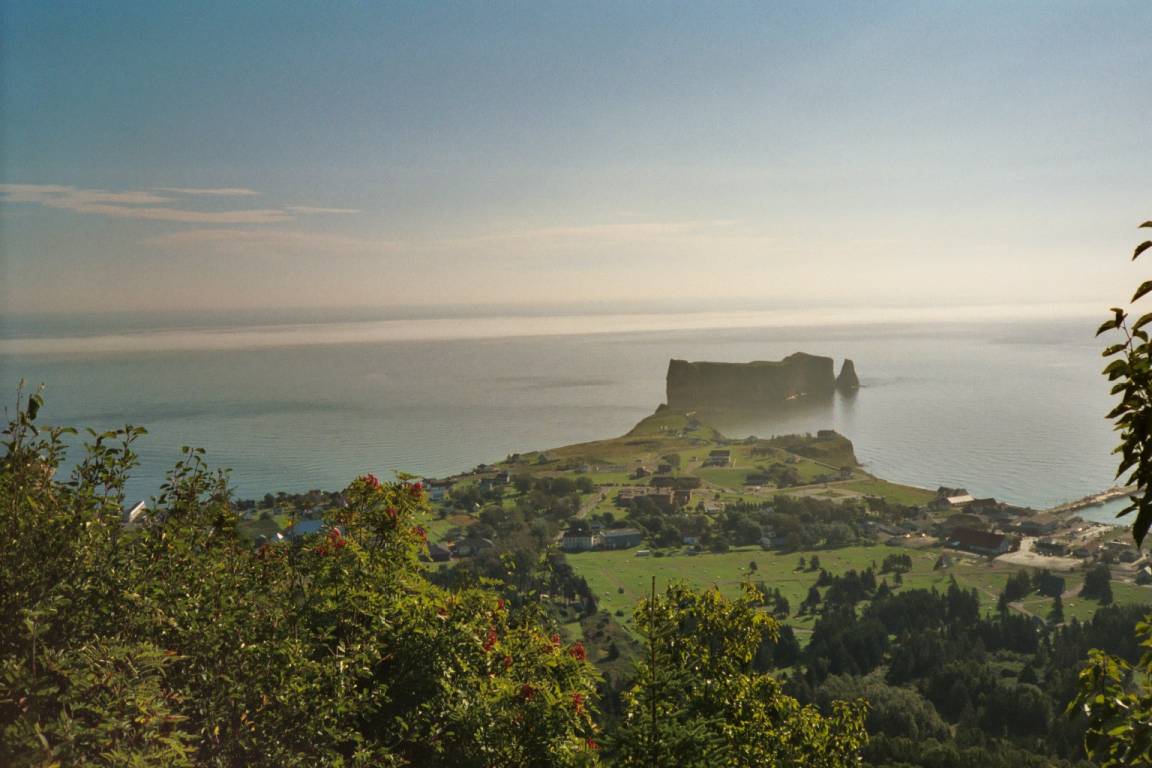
left=205, top=409, right=1147, bottom=593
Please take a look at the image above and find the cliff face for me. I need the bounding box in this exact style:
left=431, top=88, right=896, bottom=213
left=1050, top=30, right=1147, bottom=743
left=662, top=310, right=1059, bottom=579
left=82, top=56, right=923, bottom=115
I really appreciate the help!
left=666, top=353, right=840, bottom=409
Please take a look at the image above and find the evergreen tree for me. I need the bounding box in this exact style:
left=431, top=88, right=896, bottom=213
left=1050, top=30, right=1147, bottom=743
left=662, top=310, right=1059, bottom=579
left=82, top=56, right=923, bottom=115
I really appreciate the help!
left=1049, top=593, right=1064, bottom=625
left=1081, top=564, right=1114, bottom=605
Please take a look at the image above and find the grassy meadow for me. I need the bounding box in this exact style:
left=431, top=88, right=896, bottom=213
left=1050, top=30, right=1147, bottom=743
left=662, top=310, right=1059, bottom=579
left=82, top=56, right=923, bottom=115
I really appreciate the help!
left=568, top=542, right=1152, bottom=637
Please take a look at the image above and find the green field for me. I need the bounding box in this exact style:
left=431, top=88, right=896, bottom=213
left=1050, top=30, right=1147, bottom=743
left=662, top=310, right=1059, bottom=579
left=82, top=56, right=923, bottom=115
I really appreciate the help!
left=837, top=478, right=937, bottom=506
left=695, top=467, right=753, bottom=487
left=570, top=544, right=905, bottom=635
left=568, top=543, right=1152, bottom=636
left=423, top=512, right=475, bottom=542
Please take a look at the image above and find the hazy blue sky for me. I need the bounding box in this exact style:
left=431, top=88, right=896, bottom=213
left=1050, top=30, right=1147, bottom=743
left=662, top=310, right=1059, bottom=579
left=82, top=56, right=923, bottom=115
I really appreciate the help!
left=2, top=1, right=1150, bottom=313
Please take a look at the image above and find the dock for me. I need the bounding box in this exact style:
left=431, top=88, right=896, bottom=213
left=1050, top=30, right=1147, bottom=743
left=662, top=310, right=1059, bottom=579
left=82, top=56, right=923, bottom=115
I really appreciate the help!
left=1046, top=484, right=1139, bottom=515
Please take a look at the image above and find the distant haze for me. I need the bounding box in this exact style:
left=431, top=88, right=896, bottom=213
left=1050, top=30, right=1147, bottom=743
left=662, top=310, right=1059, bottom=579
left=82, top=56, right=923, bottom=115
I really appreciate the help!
left=2, top=2, right=1150, bottom=313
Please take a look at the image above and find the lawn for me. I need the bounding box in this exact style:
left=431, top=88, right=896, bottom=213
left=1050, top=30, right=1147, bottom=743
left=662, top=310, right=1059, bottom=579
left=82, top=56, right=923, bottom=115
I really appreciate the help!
left=567, top=542, right=1152, bottom=636
left=695, top=467, right=753, bottom=488
left=569, top=544, right=906, bottom=634
left=576, top=471, right=635, bottom=485
left=423, top=512, right=476, bottom=542
left=837, top=478, right=938, bottom=506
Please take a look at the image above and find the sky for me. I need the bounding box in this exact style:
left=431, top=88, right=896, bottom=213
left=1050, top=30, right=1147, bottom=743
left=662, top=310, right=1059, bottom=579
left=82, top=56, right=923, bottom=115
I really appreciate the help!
left=2, top=1, right=1150, bottom=315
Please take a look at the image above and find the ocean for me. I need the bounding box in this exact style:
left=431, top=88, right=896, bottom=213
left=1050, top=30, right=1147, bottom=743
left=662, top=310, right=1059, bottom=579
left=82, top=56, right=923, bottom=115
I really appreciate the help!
left=0, top=303, right=1131, bottom=526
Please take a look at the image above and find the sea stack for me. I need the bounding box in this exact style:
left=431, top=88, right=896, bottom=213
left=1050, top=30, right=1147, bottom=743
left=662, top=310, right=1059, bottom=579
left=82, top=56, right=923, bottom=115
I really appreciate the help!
left=836, top=359, right=860, bottom=392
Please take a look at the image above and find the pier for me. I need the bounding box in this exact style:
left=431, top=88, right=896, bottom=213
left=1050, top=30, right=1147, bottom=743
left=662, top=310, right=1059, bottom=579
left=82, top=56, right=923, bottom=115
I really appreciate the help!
left=1046, top=484, right=1139, bottom=515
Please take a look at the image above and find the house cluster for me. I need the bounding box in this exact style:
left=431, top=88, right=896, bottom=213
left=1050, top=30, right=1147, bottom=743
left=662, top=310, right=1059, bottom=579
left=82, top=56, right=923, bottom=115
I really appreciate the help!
left=631, top=460, right=677, bottom=479
left=424, top=478, right=452, bottom=503
left=924, top=490, right=1040, bottom=557
left=759, top=527, right=788, bottom=550
left=944, top=527, right=1017, bottom=557
left=422, top=534, right=496, bottom=563
left=925, top=488, right=1145, bottom=565
left=928, top=487, right=1026, bottom=517
left=476, top=471, right=510, bottom=492
left=561, top=527, right=645, bottom=552
left=1035, top=535, right=1143, bottom=563
left=703, top=449, right=731, bottom=468
left=576, top=463, right=627, bottom=474
left=615, top=484, right=695, bottom=512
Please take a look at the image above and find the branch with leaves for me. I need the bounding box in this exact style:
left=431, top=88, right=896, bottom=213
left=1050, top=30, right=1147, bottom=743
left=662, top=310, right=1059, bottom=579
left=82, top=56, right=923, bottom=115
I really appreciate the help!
left=1097, top=219, right=1152, bottom=546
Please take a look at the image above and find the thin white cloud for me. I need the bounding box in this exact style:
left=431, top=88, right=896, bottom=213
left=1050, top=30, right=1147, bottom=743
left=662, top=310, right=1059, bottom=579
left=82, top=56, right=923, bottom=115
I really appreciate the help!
left=76, top=204, right=291, bottom=224
left=0, top=183, right=290, bottom=224
left=145, top=227, right=399, bottom=252
left=1, top=184, right=171, bottom=205
left=285, top=206, right=361, bottom=214
left=152, top=186, right=259, bottom=196
left=441, top=219, right=738, bottom=247
left=146, top=217, right=738, bottom=259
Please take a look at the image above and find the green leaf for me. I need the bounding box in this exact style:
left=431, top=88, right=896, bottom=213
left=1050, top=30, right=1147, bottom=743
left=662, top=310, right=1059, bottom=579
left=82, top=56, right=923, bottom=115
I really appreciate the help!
left=1136, top=241, right=1152, bottom=261
left=1104, top=359, right=1129, bottom=378
left=1134, top=503, right=1152, bottom=548
left=26, top=393, right=43, bottom=420
left=1098, top=319, right=1120, bottom=336
left=1134, top=281, right=1152, bottom=302
left=1134, top=313, right=1152, bottom=333
left=1141, top=221, right=1152, bottom=228
left=1108, top=402, right=1132, bottom=419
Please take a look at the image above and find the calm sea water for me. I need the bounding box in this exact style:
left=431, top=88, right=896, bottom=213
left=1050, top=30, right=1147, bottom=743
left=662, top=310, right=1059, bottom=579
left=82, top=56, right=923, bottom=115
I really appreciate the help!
left=0, top=305, right=1129, bottom=524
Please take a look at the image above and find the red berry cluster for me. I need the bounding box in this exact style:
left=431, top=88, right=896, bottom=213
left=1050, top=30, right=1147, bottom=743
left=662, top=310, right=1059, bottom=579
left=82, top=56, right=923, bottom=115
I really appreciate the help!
left=314, top=527, right=347, bottom=556
left=569, top=641, right=586, bottom=662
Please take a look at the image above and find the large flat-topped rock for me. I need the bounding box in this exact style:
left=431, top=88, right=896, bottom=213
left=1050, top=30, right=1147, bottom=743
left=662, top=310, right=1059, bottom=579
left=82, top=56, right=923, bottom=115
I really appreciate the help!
left=666, top=353, right=856, bottom=409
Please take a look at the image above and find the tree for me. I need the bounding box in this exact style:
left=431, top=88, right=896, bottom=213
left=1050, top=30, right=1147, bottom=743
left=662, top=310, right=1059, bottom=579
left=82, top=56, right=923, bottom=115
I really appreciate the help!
left=1081, top=563, right=1114, bottom=605
left=815, top=675, right=948, bottom=742
left=1048, top=593, right=1064, bottom=625
left=610, top=582, right=867, bottom=767
left=800, top=585, right=822, bottom=615
left=1097, top=218, right=1152, bottom=545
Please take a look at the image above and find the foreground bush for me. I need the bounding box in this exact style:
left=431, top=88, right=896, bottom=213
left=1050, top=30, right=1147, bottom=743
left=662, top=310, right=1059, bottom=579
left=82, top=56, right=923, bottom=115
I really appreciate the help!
left=0, top=396, right=598, bottom=767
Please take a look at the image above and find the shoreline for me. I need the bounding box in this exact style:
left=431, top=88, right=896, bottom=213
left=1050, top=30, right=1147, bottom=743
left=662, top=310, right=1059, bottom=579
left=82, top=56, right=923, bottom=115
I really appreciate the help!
left=1046, top=485, right=1139, bottom=516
